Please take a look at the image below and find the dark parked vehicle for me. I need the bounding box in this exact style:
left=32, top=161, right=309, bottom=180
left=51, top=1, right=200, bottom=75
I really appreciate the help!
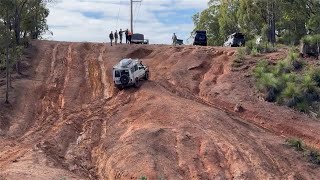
left=131, top=33, right=144, bottom=44
left=176, top=39, right=183, bottom=45
left=224, top=33, right=245, bottom=47
left=193, top=30, right=207, bottom=46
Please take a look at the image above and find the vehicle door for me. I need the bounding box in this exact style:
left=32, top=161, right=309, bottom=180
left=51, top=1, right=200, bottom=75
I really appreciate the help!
left=132, top=64, right=141, bottom=79
left=136, top=64, right=145, bottom=79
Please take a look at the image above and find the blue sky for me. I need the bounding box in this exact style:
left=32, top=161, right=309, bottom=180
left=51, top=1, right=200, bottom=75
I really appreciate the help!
left=45, top=0, right=209, bottom=44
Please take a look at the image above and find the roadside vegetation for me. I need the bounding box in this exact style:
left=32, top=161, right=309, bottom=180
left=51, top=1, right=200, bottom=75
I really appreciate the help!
left=301, top=34, right=320, bottom=59
left=245, top=40, right=277, bottom=56
left=232, top=47, right=246, bottom=68
left=193, top=0, right=320, bottom=46
left=253, top=50, right=320, bottom=113
left=0, top=0, right=53, bottom=103
left=286, top=138, right=320, bottom=165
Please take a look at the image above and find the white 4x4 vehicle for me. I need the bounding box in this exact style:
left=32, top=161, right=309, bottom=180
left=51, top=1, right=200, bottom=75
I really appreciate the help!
left=113, top=58, right=149, bottom=89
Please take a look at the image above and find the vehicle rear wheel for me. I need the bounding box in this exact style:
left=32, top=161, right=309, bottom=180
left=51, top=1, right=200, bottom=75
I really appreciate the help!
left=120, top=75, right=130, bottom=85
left=116, top=85, right=124, bottom=90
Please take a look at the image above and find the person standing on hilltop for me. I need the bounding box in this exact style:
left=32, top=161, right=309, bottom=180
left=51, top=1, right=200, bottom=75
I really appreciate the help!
left=172, top=33, right=177, bottom=46
left=125, top=29, right=129, bottom=44
left=128, top=31, right=132, bottom=44
left=114, top=30, right=118, bottom=45
left=109, top=31, right=114, bottom=46
left=119, top=29, right=124, bottom=44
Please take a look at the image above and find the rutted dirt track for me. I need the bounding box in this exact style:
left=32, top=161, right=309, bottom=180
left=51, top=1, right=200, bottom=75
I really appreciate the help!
left=1, top=41, right=320, bottom=179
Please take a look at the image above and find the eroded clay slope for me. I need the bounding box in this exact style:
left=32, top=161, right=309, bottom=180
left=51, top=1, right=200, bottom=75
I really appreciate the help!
left=0, top=41, right=319, bottom=180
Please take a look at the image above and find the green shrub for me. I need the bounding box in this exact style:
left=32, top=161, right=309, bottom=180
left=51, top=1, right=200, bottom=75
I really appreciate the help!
left=251, top=47, right=259, bottom=56
left=308, top=68, right=320, bottom=86
left=286, top=138, right=303, bottom=151
left=236, top=47, right=246, bottom=60
left=286, top=50, right=303, bottom=70
left=272, top=61, right=291, bottom=76
left=232, top=48, right=246, bottom=68
left=245, top=40, right=256, bottom=55
left=246, top=39, right=277, bottom=55
left=254, top=51, right=320, bottom=112
left=263, top=43, right=277, bottom=53
left=286, top=139, right=320, bottom=165
left=281, top=82, right=301, bottom=107
left=300, top=75, right=318, bottom=94
left=296, top=101, right=310, bottom=112
left=308, top=149, right=320, bottom=165
left=278, top=31, right=300, bottom=45
left=301, top=34, right=320, bottom=45
left=257, top=73, right=279, bottom=90
left=254, top=60, right=270, bottom=78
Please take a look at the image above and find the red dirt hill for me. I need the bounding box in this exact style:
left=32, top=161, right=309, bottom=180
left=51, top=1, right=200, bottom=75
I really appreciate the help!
left=0, top=41, right=319, bottom=179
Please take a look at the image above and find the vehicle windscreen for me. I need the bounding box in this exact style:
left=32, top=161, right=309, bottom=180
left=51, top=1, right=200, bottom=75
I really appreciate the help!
left=115, top=70, right=130, bottom=77
left=234, top=33, right=244, bottom=39
left=132, top=34, right=144, bottom=41
left=196, top=34, right=206, bottom=40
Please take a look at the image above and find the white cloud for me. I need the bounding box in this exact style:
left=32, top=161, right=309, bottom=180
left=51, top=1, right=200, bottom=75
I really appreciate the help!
left=44, top=0, right=209, bottom=44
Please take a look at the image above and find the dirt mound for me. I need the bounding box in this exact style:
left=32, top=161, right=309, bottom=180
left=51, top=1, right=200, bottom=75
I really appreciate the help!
left=0, top=41, right=320, bottom=179
left=127, top=47, right=153, bottom=59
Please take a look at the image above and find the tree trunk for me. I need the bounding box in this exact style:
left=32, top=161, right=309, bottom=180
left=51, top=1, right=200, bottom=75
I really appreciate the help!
left=6, top=45, right=9, bottom=104
left=14, top=42, right=20, bottom=74
left=317, top=41, right=320, bottom=60
left=270, top=0, right=276, bottom=46
left=5, top=8, right=10, bottom=104
left=267, top=0, right=276, bottom=46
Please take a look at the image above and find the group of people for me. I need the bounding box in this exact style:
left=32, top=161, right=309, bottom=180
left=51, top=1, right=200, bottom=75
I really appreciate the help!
left=109, top=31, right=179, bottom=46
left=109, top=29, right=132, bottom=46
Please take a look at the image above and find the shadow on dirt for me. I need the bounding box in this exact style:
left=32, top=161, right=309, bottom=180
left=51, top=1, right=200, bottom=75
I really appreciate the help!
left=127, top=48, right=153, bottom=59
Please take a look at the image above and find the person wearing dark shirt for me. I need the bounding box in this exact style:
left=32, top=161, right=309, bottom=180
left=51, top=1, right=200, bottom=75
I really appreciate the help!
left=119, top=29, right=124, bottom=44
left=109, top=31, right=114, bottom=46
left=128, top=31, right=132, bottom=44
left=125, top=29, right=129, bottom=44
left=114, top=30, right=118, bottom=45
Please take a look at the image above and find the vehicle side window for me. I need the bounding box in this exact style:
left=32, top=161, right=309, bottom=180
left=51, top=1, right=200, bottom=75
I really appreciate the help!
left=134, top=65, right=138, bottom=71
left=131, top=67, right=135, bottom=73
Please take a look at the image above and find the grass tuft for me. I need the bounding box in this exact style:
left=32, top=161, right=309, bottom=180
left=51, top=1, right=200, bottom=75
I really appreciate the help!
left=286, top=138, right=303, bottom=151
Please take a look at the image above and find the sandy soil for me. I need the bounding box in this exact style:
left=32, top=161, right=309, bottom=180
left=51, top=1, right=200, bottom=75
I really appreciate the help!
left=0, top=41, right=319, bottom=179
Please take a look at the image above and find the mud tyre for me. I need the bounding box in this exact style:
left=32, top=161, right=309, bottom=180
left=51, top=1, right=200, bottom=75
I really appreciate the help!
left=120, top=75, right=130, bottom=85
left=116, top=85, right=124, bottom=90
left=144, top=71, right=149, bottom=80
left=134, top=78, right=140, bottom=88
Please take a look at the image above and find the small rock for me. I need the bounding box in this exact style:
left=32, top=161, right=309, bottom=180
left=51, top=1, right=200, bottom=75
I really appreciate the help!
left=244, top=73, right=251, bottom=77
left=227, top=51, right=235, bottom=56
left=234, top=103, right=244, bottom=112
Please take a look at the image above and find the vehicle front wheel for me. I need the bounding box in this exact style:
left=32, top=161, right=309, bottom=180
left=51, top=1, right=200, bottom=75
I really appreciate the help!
left=144, top=71, right=149, bottom=80
left=134, top=78, right=140, bottom=88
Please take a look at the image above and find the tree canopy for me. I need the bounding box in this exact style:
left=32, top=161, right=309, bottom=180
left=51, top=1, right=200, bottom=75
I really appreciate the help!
left=193, top=0, right=320, bottom=46
left=0, top=0, right=52, bottom=103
